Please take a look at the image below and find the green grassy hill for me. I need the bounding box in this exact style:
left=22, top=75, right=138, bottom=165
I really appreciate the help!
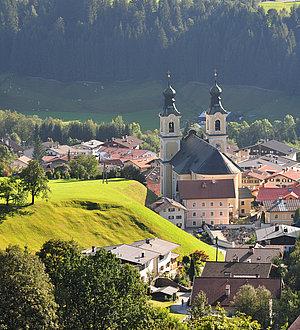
left=0, top=74, right=299, bottom=130
left=259, top=1, right=300, bottom=13
left=0, top=179, right=220, bottom=259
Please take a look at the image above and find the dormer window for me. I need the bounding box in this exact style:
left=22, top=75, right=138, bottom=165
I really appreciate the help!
left=215, top=120, right=221, bottom=131
left=169, top=122, right=174, bottom=133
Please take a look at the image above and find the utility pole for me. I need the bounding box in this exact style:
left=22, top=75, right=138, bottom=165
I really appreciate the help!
left=215, top=236, right=219, bottom=262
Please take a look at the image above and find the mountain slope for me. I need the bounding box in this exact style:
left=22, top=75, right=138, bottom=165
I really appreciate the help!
left=0, top=179, right=220, bottom=258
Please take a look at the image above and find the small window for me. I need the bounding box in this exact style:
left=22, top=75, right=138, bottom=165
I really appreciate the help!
left=169, top=122, right=174, bottom=133
left=219, top=202, right=223, bottom=206
left=275, top=214, right=279, bottom=219
left=215, top=120, right=221, bottom=131
left=241, top=209, right=245, bottom=214
left=211, top=211, right=214, bottom=216
left=241, top=201, right=245, bottom=206
left=193, top=221, right=196, bottom=226
left=193, top=202, right=196, bottom=207
left=168, top=208, right=175, bottom=212
left=210, top=202, right=214, bottom=206
left=220, top=211, right=223, bottom=216
left=176, top=215, right=182, bottom=219
left=193, top=212, right=196, bottom=217
left=168, top=216, right=174, bottom=220
left=291, top=214, right=294, bottom=218
left=202, top=202, right=205, bottom=207
left=211, top=220, right=214, bottom=225
left=202, top=212, right=206, bottom=217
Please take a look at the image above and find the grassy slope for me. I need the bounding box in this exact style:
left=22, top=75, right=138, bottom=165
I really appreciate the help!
left=259, top=1, right=300, bottom=13
left=0, top=74, right=299, bottom=130
left=0, top=179, right=220, bottom=259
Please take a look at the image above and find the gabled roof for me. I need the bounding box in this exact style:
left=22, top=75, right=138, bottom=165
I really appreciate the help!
left=191, top=277, right=281, bottom=307
left=263, top=199, right=300, bottom=212
left=170, top=131, right=240, bottom=175
left=243, top=170, right=270, bottom=181
left=239, top=187, right=254, bottom=199
left=268, top=170, right=300, bottom=181
left=256, top=225, right=300, bottom=242
left=260, top=140, right=299, bottom=155
left=150, top=197, right=186, bottom=213
left=201, top=261, right=272, bottom=278
left=225, top=247, right=282, bottom=263
left=112, top=135, right=143, bottom=149
left=256, top=185, right=300, bottom=202
left=131, top=238, right=179, bottom=255
left=178, top=179, right=235, bottom=200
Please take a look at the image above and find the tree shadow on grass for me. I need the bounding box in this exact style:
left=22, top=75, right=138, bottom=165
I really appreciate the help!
left=0, top=204, right=33, bottom=223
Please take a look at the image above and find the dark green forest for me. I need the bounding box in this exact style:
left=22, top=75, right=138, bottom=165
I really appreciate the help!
left=0, top=0, right=299, bottom=91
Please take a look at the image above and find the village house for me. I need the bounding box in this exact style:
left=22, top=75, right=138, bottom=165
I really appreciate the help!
left=178, top=179, right=237, bottom=226
left=256, top=224, right=300, bottom=252
left=73, top=139, right=104, bottom=155
left=265, top=169, right=300, bottom=188
left=150, top=197, right=186, bottom=228
left=256, top=184, right=300, bottom=203
left=82, top=238, right=179, bottom=282
left=107, top=135, right=143, bottom=149
left=262, top=199, right=300, bottom=225
left=239, top=140, right=299, bottom=161
left=225, top=246, right=283, bottom=263
left=11, top=155, right=31, bottom=170
left=242, top=170, right=270, bottom=190
left=238, top=187, right=254, bottom=217
left=123, top=157, right=157, bottom=172
left=191, top=277, right=281, bottom=311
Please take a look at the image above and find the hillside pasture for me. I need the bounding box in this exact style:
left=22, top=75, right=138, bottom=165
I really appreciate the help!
left=259, top=1, right=300, bottom=13
left=0, top=179, right=220, bottom=259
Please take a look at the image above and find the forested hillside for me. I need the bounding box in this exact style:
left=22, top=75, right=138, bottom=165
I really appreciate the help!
left=0, top=0, right=299, bottom=91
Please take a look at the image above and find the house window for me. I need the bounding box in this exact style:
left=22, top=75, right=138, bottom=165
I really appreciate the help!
left=215, top=120, right=221, bottom=131
left=241, top=209, right=245, bottom=214
left=169, top=122, right=174, bottom=133
left=275, top=214, right=279, bottom=219
left=193, top=221, right=196, bottom=226
left=176, top=215, right=182, bottom=219
left=241, top=201, right=245, bottom=206
left=211, top=220, right=214, bottom=225
left=192, top=212, right=196, bottom=217
left=211, top=211, right=214, bottom=216
left=168, top=216, right=174, bottom=220
left=168, top=208, right=175, bottom=212
left=220, top=211, right=223, bottom=216
left=210, top=202, right=214, bottom=206
left=219, top=202, right=223, bottom=206
left=202, top=202, right=205, bottom=207
left=291, top=214, right=294, bottom=218
left=202, top=212, right=206, bottom=217
left=193, top=202, right=196, bottom=207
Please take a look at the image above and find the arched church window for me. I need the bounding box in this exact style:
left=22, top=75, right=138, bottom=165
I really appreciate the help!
left=215, top=120, right=221, bottom=131
left=169, top=122, right=174, bottom=133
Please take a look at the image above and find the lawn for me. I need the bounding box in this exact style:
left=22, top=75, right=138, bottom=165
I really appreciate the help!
left=0, top=74, right=300, bottom=130
left=0, top=179, right=221, bottom=259
left=259, top=1, right=300, bottom=13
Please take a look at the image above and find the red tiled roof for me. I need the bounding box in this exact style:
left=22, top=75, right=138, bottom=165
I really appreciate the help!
left=99, top=146, right=154, bottom=162
left=111, top=135, right=143, bottom=149
left=268, top=170, right=300, bottom=181
left=243, top=170, right=270, bottom=181
left=256, top=185, right=300, bottom=202
left=191, top=277, right=281, bottom=307
left=288, top=315, right=300, bottom=330
left=178, top=179, right=235, bottom=200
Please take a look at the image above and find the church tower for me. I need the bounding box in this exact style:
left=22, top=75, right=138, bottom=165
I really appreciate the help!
left=205, top=71, right=228, bottom=153
left=159, top=72, right=182, bottom=198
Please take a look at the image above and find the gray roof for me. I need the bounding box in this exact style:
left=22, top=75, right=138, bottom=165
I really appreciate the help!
left=239, top=187, right=253, bottom=199
left=260, top=140, right=299, bottom=155
left=150, top=197, right=186, bottom=213
left=201, top=261, right=272, bottom=278
left=256, top=225, right=300, bottom=242
left=105, top=244, right=160, bottom=265
left=170, top=131, right=241, bottom=175
left=225, top=247, right=282, bottom=263
left=151, top=286, right=179, bottom=296
left=131, top=238, right=179, bottom=255
left=263, top=200, right=300, bottom=212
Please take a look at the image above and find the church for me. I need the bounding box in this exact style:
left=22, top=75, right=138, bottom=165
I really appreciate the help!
left=158, top=73, right=243, bottom=226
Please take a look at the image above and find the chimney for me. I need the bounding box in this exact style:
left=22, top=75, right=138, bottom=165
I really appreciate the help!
left=225, top=284, right=231, bottom=296
left=92, top=246, right=96, bottom=253
left=141, top=251, right=145, bottom=258
left=283, top=227, right=288, bottom=233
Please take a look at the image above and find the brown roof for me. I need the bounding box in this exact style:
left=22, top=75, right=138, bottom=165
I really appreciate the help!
left=191, top=277, right=281, bottom=307
left=201, top=261, right=272, bottom=278
left=178, top=179, right=235, bottom=200
left=225, top=247, right=282, bottom=263
left=150, top=197, right=186, bottom=213
left=288, top=315, right=300, bottom=330
left=112, top=135, right=143, bottom=149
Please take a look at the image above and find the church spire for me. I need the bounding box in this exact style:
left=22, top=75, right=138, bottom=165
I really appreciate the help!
left=207, top=69, right=227, bottom=115
left=161, top=71, right=180, bottom=117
